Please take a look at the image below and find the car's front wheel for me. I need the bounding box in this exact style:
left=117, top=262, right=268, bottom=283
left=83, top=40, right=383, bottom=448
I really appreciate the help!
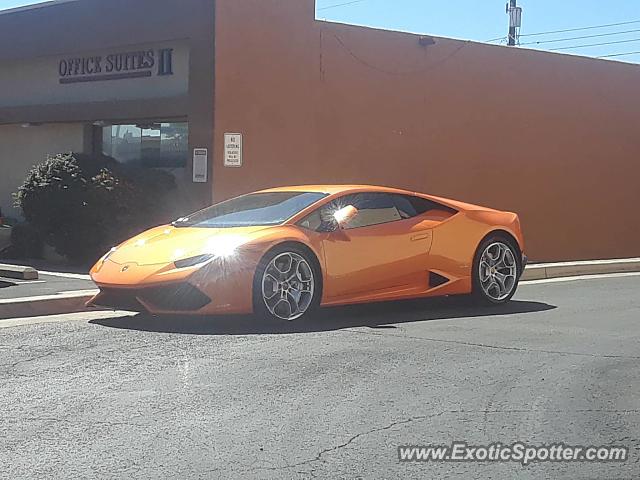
left=472, top=236, right=521, bottom=305
left=253, top=246, right=321, bottom=321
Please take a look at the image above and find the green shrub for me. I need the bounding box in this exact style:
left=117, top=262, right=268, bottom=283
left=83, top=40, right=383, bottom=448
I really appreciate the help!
left=0, top=223, right=43, bottom=260
left=11, top=223, right=43, bottom=258
left=14, top=152, right=178, bottom=264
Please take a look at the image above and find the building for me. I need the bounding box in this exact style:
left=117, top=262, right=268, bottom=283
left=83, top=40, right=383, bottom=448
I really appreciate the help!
left=0, top=0, right=215, bottom=220
left=1, top=0, right=639, bottom=262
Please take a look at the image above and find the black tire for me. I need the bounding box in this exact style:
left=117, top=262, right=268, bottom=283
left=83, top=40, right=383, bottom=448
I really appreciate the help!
left=472, top=235, right=521, bottom=305
left=252, top=244, right=322, bottom=322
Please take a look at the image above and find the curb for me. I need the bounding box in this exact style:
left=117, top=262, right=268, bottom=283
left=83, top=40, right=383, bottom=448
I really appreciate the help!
left=0, top=290, right=98, bottom=320
left=521, top=258, right=640, bottom=281
left=0, top=263, right=38, bottom=280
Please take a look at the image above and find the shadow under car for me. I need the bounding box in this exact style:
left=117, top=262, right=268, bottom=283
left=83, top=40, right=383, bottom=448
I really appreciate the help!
left=89, top=295, right=556, bottom=336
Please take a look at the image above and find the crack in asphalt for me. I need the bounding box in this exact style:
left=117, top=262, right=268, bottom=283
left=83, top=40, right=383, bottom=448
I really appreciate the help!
left=13, top=417, right=148, bottom=429
left=0, top=342, right=144, bottom=373
left=346, top=328, right=640, bottom=359
left=2, top=404, right=181, bottom=437
left=481, top=367, right=529, bottom=436
left=3, top=406, right=638, bottom=475
left=243, top=410, right=451, bottom=476
left=241, top=408, right=640, bottom=476
left=0, top=350, right=58, bottom=369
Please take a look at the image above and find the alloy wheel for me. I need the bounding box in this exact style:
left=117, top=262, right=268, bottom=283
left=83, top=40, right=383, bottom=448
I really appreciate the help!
left=479, top=242, right=518, bottom=301
left=261, top=252, right=315, bottom=321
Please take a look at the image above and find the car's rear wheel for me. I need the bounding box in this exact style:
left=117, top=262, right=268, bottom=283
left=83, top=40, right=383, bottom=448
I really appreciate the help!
left=472, top=236, right=521, bottom=305
left=253, top=246, right=321, bottom=321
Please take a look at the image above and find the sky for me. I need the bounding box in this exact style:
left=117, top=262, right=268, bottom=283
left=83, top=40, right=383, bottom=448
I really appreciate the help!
left=1, top=0, right=639, bottom=63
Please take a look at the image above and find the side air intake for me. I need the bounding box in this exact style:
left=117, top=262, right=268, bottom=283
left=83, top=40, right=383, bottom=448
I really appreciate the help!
left=429, top=272, right=449, bottom=288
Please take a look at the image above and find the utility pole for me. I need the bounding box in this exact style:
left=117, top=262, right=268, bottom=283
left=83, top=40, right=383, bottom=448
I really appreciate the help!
left=507, top=0, right=517, bottom=46
left=506, top=0, right=522, bottom=46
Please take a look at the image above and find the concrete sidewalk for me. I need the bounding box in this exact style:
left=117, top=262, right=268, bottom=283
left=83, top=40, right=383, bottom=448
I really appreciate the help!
left=0, top=273, right=94, bottom=300
left=0, top=273, right=97, bottom=320
left=521, top=257, right=640, bottom=281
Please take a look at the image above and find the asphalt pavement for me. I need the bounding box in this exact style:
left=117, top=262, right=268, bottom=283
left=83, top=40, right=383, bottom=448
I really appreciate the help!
left=0, top=274, right=639, bottom=479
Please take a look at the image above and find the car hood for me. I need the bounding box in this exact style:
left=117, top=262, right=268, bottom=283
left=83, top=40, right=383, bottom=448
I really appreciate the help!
left=108, top=224, right=272, bottom=266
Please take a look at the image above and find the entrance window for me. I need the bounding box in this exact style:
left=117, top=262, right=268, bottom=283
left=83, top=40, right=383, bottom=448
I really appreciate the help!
left=102, top=122, right=188, bottom=168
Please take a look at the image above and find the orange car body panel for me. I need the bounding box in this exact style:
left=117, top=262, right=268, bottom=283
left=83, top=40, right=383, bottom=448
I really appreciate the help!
left=89, top=185, right=525, bottom=315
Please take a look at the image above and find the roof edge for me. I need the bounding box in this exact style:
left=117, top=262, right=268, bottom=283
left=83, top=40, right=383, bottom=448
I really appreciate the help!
left=0, top=0, right=81, bottom=17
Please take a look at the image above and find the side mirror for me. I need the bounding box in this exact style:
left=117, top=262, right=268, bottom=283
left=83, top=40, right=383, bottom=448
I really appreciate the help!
left=333, top=205, right=358, bottom=229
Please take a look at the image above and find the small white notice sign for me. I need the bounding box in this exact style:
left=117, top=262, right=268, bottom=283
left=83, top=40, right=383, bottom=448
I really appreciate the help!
left=193, top=148, right=208, bottom=183
left=224, top=133, right=243, bottom=167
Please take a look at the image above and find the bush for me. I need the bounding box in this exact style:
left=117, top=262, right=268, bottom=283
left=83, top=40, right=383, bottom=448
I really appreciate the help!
left=11, top=223, right=44, bottom=258
left=0, top=223, right=43, bottom=260
left=14, top=152, right=178, bottom=264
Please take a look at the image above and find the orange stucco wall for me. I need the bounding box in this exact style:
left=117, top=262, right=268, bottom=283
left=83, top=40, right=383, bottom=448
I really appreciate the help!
left=214, top=0, right=640, bottom=262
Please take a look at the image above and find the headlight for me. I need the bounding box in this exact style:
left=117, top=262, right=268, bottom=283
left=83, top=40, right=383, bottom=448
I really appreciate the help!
left=102, top=247, right=117, bottom=263
left=173, top=236, right=248, bottom=269
left=204, top=236, right=247, bottom=259
left=174, top=254, right=214, bottom=269
left=94, top=247, right=117, bottom=272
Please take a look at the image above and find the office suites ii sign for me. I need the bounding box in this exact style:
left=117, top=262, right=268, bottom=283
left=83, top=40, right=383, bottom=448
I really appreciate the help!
left=0, top=41, right=187, bottom=108
left=58, top=47, right=174, bottom=84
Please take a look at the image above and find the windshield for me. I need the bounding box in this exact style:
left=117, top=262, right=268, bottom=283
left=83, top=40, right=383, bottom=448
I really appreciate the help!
left=173, top=191, right=327, bottom=228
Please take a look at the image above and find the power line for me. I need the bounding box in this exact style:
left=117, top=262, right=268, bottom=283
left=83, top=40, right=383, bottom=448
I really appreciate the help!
left=597, top=50, right=640, bottom=58
left=317, top=0, right=365, bottom=11
left=520, top=19, right=640, bottom=37
left=549, top=37, right=640, bottom=51
left=520, top=28, right=640, bottom=46
left=486, top=19, right=640, bottom=43
left=485, top=35, right=508, bottom=43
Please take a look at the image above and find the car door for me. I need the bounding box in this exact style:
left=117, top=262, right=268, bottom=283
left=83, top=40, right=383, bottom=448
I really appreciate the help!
left=319, top=192, right=434, bottom=302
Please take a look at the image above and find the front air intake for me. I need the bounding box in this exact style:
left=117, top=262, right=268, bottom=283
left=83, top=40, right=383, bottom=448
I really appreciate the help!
left=93, top=288, right=147, bottom=312
left=141, top=283, right=212, bottom=311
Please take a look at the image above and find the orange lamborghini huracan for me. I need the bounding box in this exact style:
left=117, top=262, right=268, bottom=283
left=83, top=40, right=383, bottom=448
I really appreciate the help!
left=89, top=185, right=526, bottom=321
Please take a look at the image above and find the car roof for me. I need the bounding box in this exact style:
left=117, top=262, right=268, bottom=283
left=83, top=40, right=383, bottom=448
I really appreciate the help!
left=256, top=184, right=416, bottom=196
left=255, top=184, right=498, bottom=213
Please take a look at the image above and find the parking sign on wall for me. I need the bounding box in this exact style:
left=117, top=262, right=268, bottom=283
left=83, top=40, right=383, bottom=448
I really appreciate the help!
left=224, top=133, right=243, bottom=167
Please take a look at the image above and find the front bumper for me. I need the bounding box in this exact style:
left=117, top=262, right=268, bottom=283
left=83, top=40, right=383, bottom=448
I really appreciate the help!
left=89, top=255, right=258, bottom=315
left=89, top=282, right=212, bottom=313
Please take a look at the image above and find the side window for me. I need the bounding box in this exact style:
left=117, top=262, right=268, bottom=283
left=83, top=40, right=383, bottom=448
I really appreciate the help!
left=407, top=196, right=441, bottom=215
left=393, top=194, right=459, bottom=218
left=336, top=193, right=402, bottom=229
left=297, top=193, right=456, bottom=232
left=297, top=209, right=323, bottom=231
left=391, top=195, right=419, bottom=219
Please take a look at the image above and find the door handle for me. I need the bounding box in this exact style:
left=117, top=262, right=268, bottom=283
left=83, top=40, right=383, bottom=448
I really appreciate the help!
left=411, top=233, right=431, bottom=242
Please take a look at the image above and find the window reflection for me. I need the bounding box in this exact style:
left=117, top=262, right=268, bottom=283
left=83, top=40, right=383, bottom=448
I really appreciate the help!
left=102, top=122, right=188, bottom=168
